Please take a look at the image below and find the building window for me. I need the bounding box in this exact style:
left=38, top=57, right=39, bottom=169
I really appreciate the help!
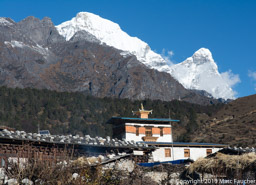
left=145, top=127, right=152, bottom=137
left=160, top=127, right=163, bottom=136
left=184, top=149, right=190, bottom=158
left=206, top=149, right=212, bottom=156
left=165, top=148, right=171, bottom=157
left=136, top=127, right=139, bottom=136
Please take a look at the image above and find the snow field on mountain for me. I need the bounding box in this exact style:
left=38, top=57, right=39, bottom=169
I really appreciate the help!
left=56, top=12, right=239, bottom=99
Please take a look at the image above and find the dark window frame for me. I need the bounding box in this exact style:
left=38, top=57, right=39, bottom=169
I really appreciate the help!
left=136, top=127, right=139, bottom=136
left=145, top=127, right=152, bottom=137
left=206, top=149, right=212, bottom=156
left=184, top=149, right=190, bottom=157
left=160, top=127, right=163, bottom=136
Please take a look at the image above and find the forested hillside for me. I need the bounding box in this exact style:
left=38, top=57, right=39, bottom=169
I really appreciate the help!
left=0, top=86, right=223, bottom=140
left=193, top=94, right=256, bottom=147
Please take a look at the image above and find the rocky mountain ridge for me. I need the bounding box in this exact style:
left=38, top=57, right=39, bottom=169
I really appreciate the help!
left=0, top=16, right=216, bottom=105
left=56, top=12, right=237, bottom=100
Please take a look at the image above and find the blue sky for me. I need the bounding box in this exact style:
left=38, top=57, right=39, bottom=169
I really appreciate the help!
left=0, top=0, right=256, bottom=98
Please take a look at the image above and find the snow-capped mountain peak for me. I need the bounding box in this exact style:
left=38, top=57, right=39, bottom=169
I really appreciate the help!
left=180, top=48, right=218, bottom=70
left=57, top=12, right=121, bottom=41
left=0, top=17, right=13, bottom=26
left=169, top=48, right=235, bottom=99
left=56, top=12, right=166, bottom=69
left=193, top=48, right=213, bottom=59
left=192, top=48, right=215, bottom=64
left=56, top=12, right=238, bottom=100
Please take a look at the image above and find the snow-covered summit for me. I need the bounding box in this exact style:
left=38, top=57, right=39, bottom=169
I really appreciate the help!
left=0, top=17, right=13, bottom=26
left=56, top=12, right=166, bottom=68
left=56, top=12, right=237, bottom=100
left=169, top=48, right=235, bottom=99
left=177, top=48, right=217, bottom=68
left=192, top=48, right=213, bottom=61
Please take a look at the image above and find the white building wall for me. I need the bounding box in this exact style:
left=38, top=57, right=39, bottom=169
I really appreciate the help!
left=126, top=133, right=173, bottom=142
left=126, top=133, right=143, bottom=142
left=156, top=134, right=172, bottom=142
left=152, top=147, right=172, bottom=162
left=152, top=147, right=222, bottom=162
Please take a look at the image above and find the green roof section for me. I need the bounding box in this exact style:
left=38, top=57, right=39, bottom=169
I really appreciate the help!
left=108, top=117, right=180, bottom=124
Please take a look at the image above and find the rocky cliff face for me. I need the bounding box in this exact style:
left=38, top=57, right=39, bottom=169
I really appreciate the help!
left=0, top=16, right=217, bottom=105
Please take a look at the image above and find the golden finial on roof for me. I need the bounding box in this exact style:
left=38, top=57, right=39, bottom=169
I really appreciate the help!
left=140, top=103, right=144, bottom=111
left=132, top=103, right=152, bottom=119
